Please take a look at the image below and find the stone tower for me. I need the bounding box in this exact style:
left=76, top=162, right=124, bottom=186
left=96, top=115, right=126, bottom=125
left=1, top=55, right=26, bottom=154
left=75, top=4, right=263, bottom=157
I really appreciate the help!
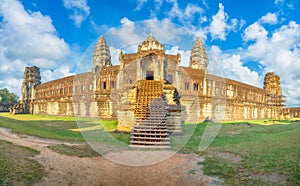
left=264, top=72, right=284, bottom=106
left=10, top=66, right=41, bottom=114
left=21, top=66, right=41, bottom=101
left=92, top=36, right=112, bottom=73
left=189, top=37, right=208, bottom=72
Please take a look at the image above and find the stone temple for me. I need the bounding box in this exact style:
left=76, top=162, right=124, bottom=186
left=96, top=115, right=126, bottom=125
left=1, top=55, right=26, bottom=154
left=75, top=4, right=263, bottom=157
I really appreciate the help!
left=11, top=34, right=290, bottom=146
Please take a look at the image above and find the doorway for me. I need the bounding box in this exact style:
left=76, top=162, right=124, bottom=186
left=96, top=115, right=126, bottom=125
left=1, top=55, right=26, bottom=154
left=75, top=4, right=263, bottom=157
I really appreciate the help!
left=146, top=71, right=154, bottom=80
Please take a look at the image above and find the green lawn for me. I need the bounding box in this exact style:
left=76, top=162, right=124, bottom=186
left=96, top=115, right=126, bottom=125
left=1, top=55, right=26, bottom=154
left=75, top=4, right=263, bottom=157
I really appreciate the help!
left=0, top=113, right=129, bottom=143
left=182, top=122, right=300, bottom=185
left=0, top=113, right=84, bottom=141
left=0, top=140, right=44, bottom=185
left=0, top=113, right=299, bottom=185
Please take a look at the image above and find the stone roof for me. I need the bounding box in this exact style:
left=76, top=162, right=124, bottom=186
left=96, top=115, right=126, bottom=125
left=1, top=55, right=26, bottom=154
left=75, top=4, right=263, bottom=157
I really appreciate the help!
left=179, top=66, right=205, bottom=79
left=35, top=72, right=93, bottom=89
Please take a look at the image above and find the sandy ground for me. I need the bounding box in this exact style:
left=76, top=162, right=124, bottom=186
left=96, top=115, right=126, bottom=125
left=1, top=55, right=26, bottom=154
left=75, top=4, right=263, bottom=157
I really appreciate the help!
left=0, top=128, right=222, bottom=186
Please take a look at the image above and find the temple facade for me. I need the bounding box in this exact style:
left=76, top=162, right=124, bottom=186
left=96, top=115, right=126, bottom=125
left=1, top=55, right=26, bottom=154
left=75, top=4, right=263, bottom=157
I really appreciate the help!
left=12, top=34, right=290, bottom=132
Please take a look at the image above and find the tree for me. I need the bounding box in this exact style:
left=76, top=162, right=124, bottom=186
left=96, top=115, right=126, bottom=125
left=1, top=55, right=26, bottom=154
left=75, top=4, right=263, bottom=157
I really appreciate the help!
left=0, top=88, right=19, bottom=103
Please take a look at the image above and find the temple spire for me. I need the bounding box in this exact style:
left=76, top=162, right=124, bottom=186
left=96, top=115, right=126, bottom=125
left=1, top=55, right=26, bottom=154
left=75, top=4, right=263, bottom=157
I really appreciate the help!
left=189, top=37, right=207, bottom=72
left=92, top=35, right=112, bottom=73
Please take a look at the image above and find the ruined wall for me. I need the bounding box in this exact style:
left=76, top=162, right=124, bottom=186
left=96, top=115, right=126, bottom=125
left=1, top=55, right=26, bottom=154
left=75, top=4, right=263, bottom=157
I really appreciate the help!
left=10, top=66, right=41, bottom=114
left=0, top=103, right=17, bottom=112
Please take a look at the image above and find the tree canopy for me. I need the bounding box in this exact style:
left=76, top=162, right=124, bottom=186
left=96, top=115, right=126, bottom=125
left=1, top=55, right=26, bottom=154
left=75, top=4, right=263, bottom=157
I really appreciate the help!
left=0, top=88, right=19, bottom=103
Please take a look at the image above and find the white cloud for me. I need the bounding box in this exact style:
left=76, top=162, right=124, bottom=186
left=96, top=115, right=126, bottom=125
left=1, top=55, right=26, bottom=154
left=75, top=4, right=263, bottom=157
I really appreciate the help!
left=208, top=46, right=261, bottom=87
left=259, top=13, right=278, bottom=25
left=166, top=46, right=191, bottom=67
left=135, top=0, right=163, bottom=12
left=275, top=0, right=284, bottom=5
left=0, top=0, right=71, bottom=97
left=243, top=21, right=300, bottom=106
left=239, top=19, right=246, bottom=30
left=144, top=18, right=193, bottom=45
left=135, top=0, right=147, bottom=10
left=42, top=65, right=75, bottom=83
left=167, top=0, right=204, bottom=26
left=105, top=17, right=198, bottom=54
left=120, top=17, right=135, bottom=27
left=63, top=0, right=90, bottom=27
left=274, top=0, right=295, bottom=9
left=208, top=3, right=238, bottom=40
left=154, top=0, right=163, bottom=10
left=109, top=46, right=121, bottom=65
left=243, top=22, right=268, bottom=41
left=108, top=17, right=144, bottom=52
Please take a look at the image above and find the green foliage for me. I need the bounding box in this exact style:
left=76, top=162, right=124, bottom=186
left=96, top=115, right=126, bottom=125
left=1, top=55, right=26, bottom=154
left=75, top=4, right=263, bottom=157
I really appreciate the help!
left=0, top=88, right=19, bottom=103
left=0, top=140, right=44, bottom=185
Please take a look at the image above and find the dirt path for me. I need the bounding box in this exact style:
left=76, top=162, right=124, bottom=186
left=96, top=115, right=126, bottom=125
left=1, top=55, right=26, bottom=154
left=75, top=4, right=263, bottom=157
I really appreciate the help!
left=0, top=128, right=222, bottom=186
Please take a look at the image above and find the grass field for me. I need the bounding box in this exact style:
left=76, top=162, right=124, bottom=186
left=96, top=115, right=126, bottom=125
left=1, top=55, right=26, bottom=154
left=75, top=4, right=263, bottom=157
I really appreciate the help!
left=184, top=123, right=300, bottom=185
left=0, top=113, right=299, bottom=185
left=0, top=113, right=130, bottom=143
left=0, top=140, right=44, bottom=185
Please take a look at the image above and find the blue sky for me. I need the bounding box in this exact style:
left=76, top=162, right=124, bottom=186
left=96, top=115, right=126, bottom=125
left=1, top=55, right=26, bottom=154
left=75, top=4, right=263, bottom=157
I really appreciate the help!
left=0, top=0, right=300, bottom=107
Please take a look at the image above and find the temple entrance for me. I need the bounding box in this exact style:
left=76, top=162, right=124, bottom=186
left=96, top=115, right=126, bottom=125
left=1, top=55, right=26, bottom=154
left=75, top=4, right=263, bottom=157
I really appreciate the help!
left=146, top=71, right=154, bottom=80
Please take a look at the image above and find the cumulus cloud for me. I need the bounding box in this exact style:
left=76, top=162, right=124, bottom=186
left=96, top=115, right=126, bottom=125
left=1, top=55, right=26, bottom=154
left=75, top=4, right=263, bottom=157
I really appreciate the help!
left=63, top=0, right=90, bottom=27
left=167, top=0, right=204, bottom=26
left=109, top=46, right=121, bottom=65
left=133, top=1, right=238, bottom=42
left=208, top=3, right=238, bottom=40
left=259, top=13, right=278, bottom=25
left=144, top=18, right=194, bottom=45
left=208, top=46, right=261, bottom=87
left=166, top=46, right=191, bottom=67
left=244, top=22, right=268, bottom=41
left=135, top=0, right=164, bottom=13
left=108, top=17, right=144, bottom=52
left=42, top=65, right=74, bottom=83
left=243, top=20, right=300, bottom=106
left=105, top=17, right=197, bottom=55
left=0, top=0, right=71, bottom=96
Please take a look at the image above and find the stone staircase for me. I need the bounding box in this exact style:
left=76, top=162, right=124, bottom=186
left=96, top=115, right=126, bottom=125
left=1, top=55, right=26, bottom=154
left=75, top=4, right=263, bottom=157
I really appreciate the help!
left=134, top=80, right=163, bottom=120
left=129, top=80, right=171, bottom=148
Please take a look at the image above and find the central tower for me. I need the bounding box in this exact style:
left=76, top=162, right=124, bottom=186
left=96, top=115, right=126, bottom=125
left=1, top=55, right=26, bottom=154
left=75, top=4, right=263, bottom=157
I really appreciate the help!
left=92, top=36, right=112, bottom=73
left=189, top=37, right=208, bottom=72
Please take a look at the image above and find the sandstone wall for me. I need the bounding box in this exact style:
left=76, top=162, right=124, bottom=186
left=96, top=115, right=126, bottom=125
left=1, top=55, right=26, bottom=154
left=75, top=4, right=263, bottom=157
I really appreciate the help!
left=289, top=108, right=300, bottom=118
left=34, top=67, right=119, bottom=119
left=178, top=69, right=286, bottom=122
left=32, top=65, right=287, bottom=123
